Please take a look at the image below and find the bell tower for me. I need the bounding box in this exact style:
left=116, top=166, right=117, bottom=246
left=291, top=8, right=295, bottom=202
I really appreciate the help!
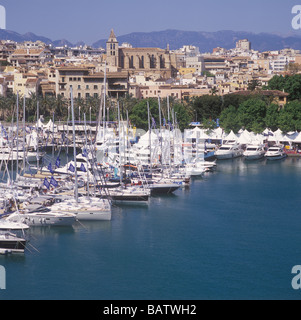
left=106, top=29, right=119, bottom=67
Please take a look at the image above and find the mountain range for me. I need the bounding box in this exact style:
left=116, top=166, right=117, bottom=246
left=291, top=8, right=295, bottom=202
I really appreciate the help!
left=1, top=29, right=301, bottom=52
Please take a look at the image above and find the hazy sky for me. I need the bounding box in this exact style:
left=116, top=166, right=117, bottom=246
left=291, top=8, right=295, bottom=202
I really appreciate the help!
left=0, top=0, right=300, bottom=44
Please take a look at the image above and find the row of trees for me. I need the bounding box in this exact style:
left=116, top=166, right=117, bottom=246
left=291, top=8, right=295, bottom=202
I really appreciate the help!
left=2, top=73, right=301, bottom=133
left=219, top=99, right=301, bottom=133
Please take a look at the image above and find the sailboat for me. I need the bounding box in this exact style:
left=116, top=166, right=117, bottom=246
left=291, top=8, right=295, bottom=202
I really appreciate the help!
left=100, top=102, right=150, bottom=204
left=0, top=219, right=29, bottom=254
left=53, top=86, right=112, bottom=221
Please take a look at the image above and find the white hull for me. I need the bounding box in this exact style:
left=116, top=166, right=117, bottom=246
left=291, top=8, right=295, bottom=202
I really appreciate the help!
left=76, top=211, right=111, bottom=221
left=265, top=154, right=287, bottom=161
left=23, top=214, right=76, bottom=226
left=6, top=212, right=76, bottom=227
left=50, top=197, right=112, bottom=221
left=215, top=151, right=243, bottom=160
left=244, top=153, right=265, bottom=160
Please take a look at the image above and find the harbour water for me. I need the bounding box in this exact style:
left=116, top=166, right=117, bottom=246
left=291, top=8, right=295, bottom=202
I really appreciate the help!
left=1, top=157, right=301, bottom=300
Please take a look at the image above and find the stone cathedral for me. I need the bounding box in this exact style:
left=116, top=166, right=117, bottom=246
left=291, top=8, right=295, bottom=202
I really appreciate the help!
left=106, top=29, right=177, bottom=79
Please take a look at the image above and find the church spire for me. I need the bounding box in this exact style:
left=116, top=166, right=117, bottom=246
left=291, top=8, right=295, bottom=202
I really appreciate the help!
left=109, top=29, right=117, bottom=41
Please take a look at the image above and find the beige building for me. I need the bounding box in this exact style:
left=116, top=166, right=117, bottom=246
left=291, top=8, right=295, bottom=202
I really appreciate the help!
left=106, top=30, right=177, bottom=78
left=55, top=66, right=129, bottom=99
left=131, top=84, right=210, bottom=100
left=8, top=48, right=52, bottom=67
left=13, top=70, right=39, bottom=97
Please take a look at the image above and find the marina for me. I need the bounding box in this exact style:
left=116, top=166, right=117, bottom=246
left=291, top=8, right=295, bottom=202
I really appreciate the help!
left=0, top=94, right=301, bottom=299
left=1, top=157, right=301, bottom=300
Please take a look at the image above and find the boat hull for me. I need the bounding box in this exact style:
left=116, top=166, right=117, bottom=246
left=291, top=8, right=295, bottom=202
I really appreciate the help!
left=244, top=153, right=265, bottom=160
left=0, top=237, right=26, bottom=253
left=148, top=184, right=180, bottom=195
left=265, top=154, right=287, bottom=161
left=23, top=214, right=76, bottom=227
left=75, top=211, right=111, bottom=221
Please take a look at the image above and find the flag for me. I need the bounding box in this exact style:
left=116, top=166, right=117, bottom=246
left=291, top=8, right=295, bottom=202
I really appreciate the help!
left=68, top=163, right=75, bottom=173
left=163, top=118, right=166, bottom=127
left=48, top=162, right=54, bottom=174
left=80, top=163, right=87, bottom=172
left=43, top=178, right=50, bottom=189
left=152, top=117, right=156, bottom=129
left=50, top=176, right=58, bottom=188
left=82, top=148, right=88, bottom=158
left=55, top=157, right=61, bottom=168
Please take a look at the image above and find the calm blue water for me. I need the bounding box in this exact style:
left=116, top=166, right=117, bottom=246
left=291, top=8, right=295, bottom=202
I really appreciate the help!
left=1, top=157, right=301, bottom=300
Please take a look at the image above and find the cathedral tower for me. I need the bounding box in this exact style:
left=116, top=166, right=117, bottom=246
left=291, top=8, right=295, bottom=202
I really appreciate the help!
left=106, top=29, right=119, bottom=67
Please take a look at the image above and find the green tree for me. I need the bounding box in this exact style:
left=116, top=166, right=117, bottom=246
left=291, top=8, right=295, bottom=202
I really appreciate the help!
left=278, top=101, right=301, bottom=132
left=219, top=105, right=241, bottom=133
left=191, top=95, right=222, bottom=121
left=129, top=98, right=159, bottom=130
left=264, top=104, right=280, bottom=131
left=237, top=98, right=267, bottom=133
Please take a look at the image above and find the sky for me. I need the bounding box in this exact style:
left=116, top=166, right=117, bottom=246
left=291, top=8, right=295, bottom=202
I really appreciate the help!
left=0, top=0, right=300, bottom=44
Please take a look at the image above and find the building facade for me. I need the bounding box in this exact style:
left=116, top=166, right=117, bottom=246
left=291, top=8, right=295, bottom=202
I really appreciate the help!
left=106, top=30, right=177, bottom=78
left=55, top=66, right=128, bottom=99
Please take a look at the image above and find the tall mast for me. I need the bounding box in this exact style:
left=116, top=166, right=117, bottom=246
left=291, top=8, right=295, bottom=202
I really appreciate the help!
left=16, top=91, right=19, bottom=180
left=70, top=86, right=78, bottom=204
left=103, top=61, right=107, bottom=143
left=22, top=96, right=26, bottom=174
left=147, top=101, right=152, bottom=176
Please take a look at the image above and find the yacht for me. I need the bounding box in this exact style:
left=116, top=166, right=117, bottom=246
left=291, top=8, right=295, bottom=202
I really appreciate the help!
left=265, top=145, right=287, bottom=161
left=243, top=144, right=266, bottom=160
left=215, top=143, right=244, bottom=160
left=50, top=196, right=112, bottom=221
left=0, top=220, right=29, bottom=254
left=104, top=186, right=150, bottom=204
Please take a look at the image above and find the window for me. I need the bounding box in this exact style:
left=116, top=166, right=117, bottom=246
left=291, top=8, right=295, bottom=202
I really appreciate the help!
left=78, top=93, right=81, bottom=98
left=86, top=85, right=89, bottom=89
left=94, top=85, right=98, bottom=90
left=78, top=85, right=81, bottom=89
left=86, top=93, right=90, bottom=98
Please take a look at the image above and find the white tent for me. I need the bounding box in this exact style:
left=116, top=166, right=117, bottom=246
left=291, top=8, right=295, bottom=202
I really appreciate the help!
left=268, top=129, right=284, bottom=142
left=237, top=130, right=254, bottom=144
left=294, top=132, right=301, bottom=143
left=44, top=119, right=58, bottom=132
left=224, top=130, right=238, bottom=142
left=209, top=127, right=224, bottom=140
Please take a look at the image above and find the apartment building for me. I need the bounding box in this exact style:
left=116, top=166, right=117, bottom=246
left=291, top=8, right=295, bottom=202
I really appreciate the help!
left=55, top=66, right=129, bottom=99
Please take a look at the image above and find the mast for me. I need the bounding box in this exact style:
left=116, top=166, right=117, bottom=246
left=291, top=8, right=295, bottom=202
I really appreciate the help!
left=37, top=100, right=40, bottom=172
left=16, top=91, right=19, bottom=180
left=103, top=61, right=107, bottom=143
left=147, top=101, right=152, bottom=176
left=84, top=113, right=90, bottom=198
left=70, top=87, right=79, bottom=204
left=22, top=96, right=26, bottom=174
left=158, top=96, right=163, bottom=173
left=117, top=102, right=122, bottom=187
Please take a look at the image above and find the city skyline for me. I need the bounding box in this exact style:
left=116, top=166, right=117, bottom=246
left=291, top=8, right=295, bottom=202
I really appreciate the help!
left=0, top=0, right=299, bottom=45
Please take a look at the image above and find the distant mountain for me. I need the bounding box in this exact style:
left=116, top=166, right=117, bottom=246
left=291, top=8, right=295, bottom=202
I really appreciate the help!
left=0, top=29, right=74, bottom=47
left=92, top=29, right=301, bottom=52
left=1, top=29, right=301, bottom=52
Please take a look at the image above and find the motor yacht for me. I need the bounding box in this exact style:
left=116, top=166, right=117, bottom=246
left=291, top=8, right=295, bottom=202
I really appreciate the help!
left=243, top=144, right=266, bottom=160
left=264, top=145, right=287, bottom=160
left=215, top=143, right=244, bottom=160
